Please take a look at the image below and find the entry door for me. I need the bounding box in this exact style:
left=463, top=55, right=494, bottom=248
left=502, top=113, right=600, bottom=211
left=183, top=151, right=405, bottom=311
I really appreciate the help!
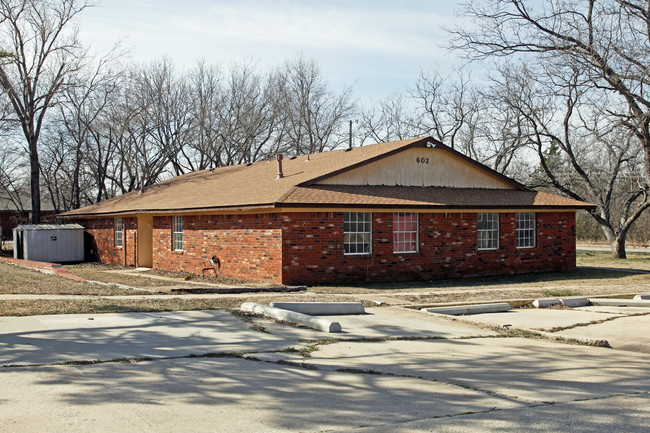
left=137, top=215, right=153, bottom=268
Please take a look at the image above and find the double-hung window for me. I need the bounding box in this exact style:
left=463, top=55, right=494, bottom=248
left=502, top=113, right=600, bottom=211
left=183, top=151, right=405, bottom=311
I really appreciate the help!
left=172, top=216, right=183, bottom=251
left=344, top=212, right=371, bottom=255
left=477, top=213, right=499, bottom=250
left=114, top=218, right=123, bottom=248
left=516, top=212, right=536, bottom=248
left=393, top=213, right=418, bottom=253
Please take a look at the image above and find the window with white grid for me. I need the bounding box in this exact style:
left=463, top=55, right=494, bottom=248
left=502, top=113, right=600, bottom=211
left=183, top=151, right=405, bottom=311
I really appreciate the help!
left=393, top=213, right=418, bottom=253
left=172, top=216, right=183, bottom=251
left=516, top=212, right=536, bottom=248
left=344, top=212, right=371, bottom=255
left=477, top=213, right=499, bottom=250
left=114, top=218, right=123, bottom=248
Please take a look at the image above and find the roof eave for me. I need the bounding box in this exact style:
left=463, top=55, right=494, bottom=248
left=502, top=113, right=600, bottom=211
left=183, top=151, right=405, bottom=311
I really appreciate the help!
left=276, top=202, right=596, bottom=211
left=63, top=203, right=280, bottom=218
left=63, top=201, right=596, bottom=218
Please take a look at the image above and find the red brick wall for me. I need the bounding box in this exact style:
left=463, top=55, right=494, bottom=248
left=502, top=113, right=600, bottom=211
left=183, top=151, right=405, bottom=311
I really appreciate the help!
left=151, top=214, right=283, bottom=281
left=81, top=217, right=137, bottom=266
left=1, top=210, right=58, bottom=239
left=0, top=211, right=28, bottom=240
left=75, top=210, right=576, bottom=285
left=280, top=211, right=576, bottom=285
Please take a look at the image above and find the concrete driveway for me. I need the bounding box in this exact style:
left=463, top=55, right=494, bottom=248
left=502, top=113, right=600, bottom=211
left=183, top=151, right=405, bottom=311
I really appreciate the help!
left=432, top=304, right=650, bottom=353
left=0, top=305, right=648, bottom=432
left=0, top=310, right=293, bottom=365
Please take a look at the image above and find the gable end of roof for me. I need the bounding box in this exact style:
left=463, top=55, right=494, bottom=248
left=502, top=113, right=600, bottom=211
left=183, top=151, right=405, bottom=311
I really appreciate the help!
left=299, top=136, right=530, bottom=191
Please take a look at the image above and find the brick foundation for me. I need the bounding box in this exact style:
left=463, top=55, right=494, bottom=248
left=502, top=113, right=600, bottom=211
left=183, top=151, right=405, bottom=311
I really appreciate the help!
left=74, top=210, right=576, bottom=285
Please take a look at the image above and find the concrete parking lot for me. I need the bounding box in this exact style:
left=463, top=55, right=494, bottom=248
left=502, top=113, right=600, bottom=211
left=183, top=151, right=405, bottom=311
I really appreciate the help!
left=1, top=305, right=649, bottom=432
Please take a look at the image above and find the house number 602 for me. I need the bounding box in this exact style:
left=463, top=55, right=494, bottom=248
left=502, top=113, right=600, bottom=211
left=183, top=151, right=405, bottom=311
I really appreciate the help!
left=416, top=157, right=429, bottom=164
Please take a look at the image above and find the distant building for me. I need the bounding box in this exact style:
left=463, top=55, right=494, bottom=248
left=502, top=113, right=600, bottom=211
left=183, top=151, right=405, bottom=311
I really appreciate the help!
left=0, top=193, right=56, bottom=240
left=63, top=137, right=594, bottom=285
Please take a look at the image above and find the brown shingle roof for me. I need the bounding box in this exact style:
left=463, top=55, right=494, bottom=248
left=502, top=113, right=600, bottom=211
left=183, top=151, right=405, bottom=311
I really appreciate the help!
left=283, top=185, right=594, bottom=209
left=63, top=137, right=593, bottom=217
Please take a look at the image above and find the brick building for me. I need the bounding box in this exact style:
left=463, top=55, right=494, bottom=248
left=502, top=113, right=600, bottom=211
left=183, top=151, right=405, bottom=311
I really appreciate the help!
left=63, top=137, right=594, bottom=285
left=0, top=193, right=56, bottom=241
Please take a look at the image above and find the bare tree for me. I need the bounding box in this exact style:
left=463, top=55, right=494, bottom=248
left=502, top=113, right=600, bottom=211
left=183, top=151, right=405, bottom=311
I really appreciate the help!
left=278, top=55, right=355, bottom=155
left=358, top=93, right=421, bottom=145
left=0, top=142, right=28, bottom=211
left=105, top=60, right=188, bottom=193
left=142, top=58, right=193, bottom=177
left=450, top=0, right=650, bottom=258
left=358, top=67, right=526, bottom=175
left=216, top=61, right=284, bottom=165
left=29, top=52, right=358, bottom=211
left=409, top=68, right=481, bottom=154
left=44, top=50, right=123, bottom=209
left=0, top=0, right=91, bottom=222
left=181, top=60, right=224, bottom=171
left=491, top=61, right=645, bottom=257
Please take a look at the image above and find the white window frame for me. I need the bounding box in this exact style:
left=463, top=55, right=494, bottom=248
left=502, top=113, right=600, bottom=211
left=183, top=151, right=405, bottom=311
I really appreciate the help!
left=114, top=217, right=123, bottom=248
left=516, top=212, right=536, bottom=248
left=393, top=212, right=418, bottom=253
left=172, top=215, right=183, bottom=251
left=477, top=213, right=499, bottom=250
left=344, top=212, right=372, bottom=255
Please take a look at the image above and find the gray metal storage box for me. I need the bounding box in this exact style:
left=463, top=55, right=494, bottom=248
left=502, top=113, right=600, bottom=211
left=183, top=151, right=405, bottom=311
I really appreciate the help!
left=13, top=224, right=84, bottom=262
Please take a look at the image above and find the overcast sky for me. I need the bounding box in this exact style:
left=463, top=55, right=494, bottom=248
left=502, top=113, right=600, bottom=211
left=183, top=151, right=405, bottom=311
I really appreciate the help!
left=79, top=0, right=464, bottom=102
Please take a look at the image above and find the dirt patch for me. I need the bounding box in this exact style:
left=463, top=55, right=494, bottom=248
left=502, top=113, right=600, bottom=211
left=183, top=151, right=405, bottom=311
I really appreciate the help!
left=309, top=267, right=650, bottom=296
left=386, top=282, right=648, bottom=306
left=64, top=264, right=180, bottom=288
left=3, top=253, right=650, bottom=316
left=0, top=262, right=151, bottom=296
left=64, top=263, right=284, bottom=291
left=0, top=294, right=372, bottom=316
left=146, top=268, right=281, bottom=288
left=577, top=250, right=650, bottom=271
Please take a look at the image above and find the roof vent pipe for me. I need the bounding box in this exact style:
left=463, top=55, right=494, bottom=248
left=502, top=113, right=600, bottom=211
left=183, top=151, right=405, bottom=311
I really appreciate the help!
left=139, top=176, right=145, bottom=194
left=305, top=153, right=310, bottom=162
left=276, top=154, right=284, bottom=179
left=349, top=120, right=353, bottom=149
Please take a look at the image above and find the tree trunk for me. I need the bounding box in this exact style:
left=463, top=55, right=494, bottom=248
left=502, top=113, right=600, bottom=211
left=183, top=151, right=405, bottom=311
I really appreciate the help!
left=29, top=136, right=41, bottom=224
left=612, top=232, right=627, bottom=259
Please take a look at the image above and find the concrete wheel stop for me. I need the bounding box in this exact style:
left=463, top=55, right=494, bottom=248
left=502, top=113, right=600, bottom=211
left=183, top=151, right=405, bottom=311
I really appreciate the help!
left=421, top=302, right=511, bottom=316
left=560, top=297, right=590, bottom=308
left=269, top=302, right=365, bottom=315
left=241, top=302, right=342, bottom=333
left=532, top=297, right=591, bottom=308
left=588, top=298, right=650, bottom=307
left=532, top=299, right=562, bottom=308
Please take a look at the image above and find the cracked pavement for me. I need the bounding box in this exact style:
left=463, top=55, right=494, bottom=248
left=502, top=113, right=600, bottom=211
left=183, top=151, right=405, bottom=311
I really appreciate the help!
left=1, top=306, right=649, bottom=432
